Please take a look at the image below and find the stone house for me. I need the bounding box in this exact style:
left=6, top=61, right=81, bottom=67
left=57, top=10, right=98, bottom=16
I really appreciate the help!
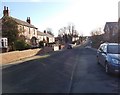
left=0, top=18, right=8, bottom=52
left=1, top=6, right=38, bottom=48
left=0, top=19, right=2, bottom=38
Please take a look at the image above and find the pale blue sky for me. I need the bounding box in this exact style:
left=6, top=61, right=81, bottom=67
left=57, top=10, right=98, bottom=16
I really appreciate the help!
left=1, top=0, right=119, bottom=36
left=1, top=2, right=69, bottom=24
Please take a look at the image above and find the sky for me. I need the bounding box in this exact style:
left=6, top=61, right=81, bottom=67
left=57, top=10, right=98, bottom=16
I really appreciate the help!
left=1, top=0, right=119, bottom=36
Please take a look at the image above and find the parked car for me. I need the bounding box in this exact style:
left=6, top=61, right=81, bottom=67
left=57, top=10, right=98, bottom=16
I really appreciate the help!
left=67, top=44, right=73, bottom=49
left=97, top=43, right=120, bottom=75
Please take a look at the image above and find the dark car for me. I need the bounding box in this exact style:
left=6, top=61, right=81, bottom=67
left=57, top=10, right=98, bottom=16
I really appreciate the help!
left=67, top=44, right=73, bottom=49
left=97, top=43, right=120, bottom=74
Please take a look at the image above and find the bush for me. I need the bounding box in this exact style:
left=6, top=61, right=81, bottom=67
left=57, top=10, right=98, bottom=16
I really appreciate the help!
left=14, top=40, right=31, bottom=50
left=91, top=34, right=104, bottom=49
left=39, top=41, right=44, bottom=48
left=25, top=43, right=31, bottom=50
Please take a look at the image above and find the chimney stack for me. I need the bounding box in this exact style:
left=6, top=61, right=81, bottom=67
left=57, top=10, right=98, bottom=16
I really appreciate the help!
left=26, top=17, right=31, bottom=24
left=44, top=30, right=47, bottom=33
left=3, top=6, right=9, bottom=16
left=4, top=6, right=6, bottom=10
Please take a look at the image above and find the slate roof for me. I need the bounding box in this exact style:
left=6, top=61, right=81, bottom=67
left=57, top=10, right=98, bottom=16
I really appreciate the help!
left=37, top=31, right=54, bottom=38
left=37, top=31, right=47, bottom=36
left=12, top=17, right=37, bottom=29
left=0, top=19, right=2, bottom=32
left=45, top=33, right=54, bottom=38
left=0, top=19, right=2, bottom=38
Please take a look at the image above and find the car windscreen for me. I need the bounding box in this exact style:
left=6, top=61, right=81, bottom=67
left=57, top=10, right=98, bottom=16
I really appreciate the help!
left=107, top=45, right=120, bottom=54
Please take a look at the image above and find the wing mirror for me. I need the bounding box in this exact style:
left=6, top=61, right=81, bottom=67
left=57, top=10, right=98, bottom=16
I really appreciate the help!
left=100, top=51, right=107, bottom=54
left=98, top=49, right=107, bottom=54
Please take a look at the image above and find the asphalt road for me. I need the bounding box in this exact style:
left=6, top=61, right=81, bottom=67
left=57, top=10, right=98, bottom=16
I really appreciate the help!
left=2, top=45, right=120, bottom=93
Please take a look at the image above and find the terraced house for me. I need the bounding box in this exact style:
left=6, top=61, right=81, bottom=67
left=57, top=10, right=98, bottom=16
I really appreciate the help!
left=37, top=31, right=55, bottom=46
left=1, top=6, right=38, bottom=49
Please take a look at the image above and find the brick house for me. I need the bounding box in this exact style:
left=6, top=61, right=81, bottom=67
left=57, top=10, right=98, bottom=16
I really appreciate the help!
left=103, top=22, right=118, bottom=42
left=0, top=19, right=2, bottom=38
left=0, top=17, right=8, bottom=52
left=1, top=6, right=38, bottom=48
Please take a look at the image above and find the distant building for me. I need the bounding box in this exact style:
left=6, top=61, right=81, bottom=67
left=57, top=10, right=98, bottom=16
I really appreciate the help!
left=1, top=6, right=38, bottom=48
left=37, top=31, right=55, bottom=46
left=103, top=22, right=118, bottom=42
left=37, top=31, right=47, bottom=42
left=44, top=31, right=55, bottom=44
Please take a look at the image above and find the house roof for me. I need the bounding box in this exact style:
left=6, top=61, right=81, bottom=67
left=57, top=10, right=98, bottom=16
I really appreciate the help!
left=12, top=17, right=38, bottom=29
left=45, top=33, right=54, bottom=38
left=104, top=22, right=118, bottom=32
left=0, top=19, right=2, bottom=26
left=0, top=19, right=2, bottom=38
left=37, top=31, right=47, bottom=36
left=0, top=19, right=2, bottom=32
left=37, top=31, right=54, bottom=38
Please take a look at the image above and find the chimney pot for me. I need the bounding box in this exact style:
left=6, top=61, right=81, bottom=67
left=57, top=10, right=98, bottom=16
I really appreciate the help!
left=44, top=30, right=46, bottom=33
left=4, top=6, right=6, bottom=10
left=26, top=17, right=31, bottom=24
left=3, top=6, right=9, bottom=16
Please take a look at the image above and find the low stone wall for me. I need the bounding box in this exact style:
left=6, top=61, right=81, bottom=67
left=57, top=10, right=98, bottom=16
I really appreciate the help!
left=0, top=48, right=41, bottom=65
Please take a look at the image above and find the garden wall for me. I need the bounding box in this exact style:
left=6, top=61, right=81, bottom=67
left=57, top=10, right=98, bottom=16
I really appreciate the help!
left=0, top=48, right=41, bottom=65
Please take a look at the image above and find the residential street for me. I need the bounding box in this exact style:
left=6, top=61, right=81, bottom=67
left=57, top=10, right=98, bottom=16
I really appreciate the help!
left=2, top=45, right=120, bottom=93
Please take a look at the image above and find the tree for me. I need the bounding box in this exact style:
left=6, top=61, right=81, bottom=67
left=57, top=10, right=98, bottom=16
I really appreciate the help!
left=46, top=28, right=54, bottom=36
left=58, top=23, right=79, bottom=44
left=90, top=28, right=103, bottom=36
left=90, top=28, right=104, bottom=48
left=2, top=16, right=19, bottom=50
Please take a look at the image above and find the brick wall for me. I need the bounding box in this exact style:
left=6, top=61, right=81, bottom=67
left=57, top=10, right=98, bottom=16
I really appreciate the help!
left=0, top=48, right=41, bottom=64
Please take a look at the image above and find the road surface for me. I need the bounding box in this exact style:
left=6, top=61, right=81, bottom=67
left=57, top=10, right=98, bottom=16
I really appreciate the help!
left=2, top=45, right=120, bottom=93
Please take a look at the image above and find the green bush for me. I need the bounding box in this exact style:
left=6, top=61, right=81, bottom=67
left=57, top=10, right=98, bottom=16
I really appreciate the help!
left=39, top=41, right=44, bottom=48
left=24, top=43, right=31, bottom=50
left=14, top=40, right=31, bottom=50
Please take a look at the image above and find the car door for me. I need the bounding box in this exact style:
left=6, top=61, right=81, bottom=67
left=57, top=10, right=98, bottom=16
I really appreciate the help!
left=97, top=45, right=103, bottom=64
left=100, top=45, right=107, bottom=67
left=98, top=45, right=105, bottom=66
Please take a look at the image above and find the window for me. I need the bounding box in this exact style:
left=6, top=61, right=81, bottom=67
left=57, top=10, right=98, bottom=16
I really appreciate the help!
left=107, top=45, right=120, bottom=54
left=103, top=45, right=107, bottom=52
left=23, top=26, right=24, bottom=32
left=34, top=29, right=35, bottom=35
left=1, top=39, right=4, bottom=47
left=20, top=26, right=22, bottom=32
left=29, top=28, right=30, bottom=34
left=5, top=39, right=8, bottom=47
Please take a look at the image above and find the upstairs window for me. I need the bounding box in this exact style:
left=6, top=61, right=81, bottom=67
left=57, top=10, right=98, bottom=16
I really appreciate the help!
left=34, top=29, right=35, bottom=35
left=29, top=28, right=30, bottom=34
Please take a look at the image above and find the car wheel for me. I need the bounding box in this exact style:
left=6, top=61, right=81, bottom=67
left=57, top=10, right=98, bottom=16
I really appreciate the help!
left=105, top=63, right=110, bottom=74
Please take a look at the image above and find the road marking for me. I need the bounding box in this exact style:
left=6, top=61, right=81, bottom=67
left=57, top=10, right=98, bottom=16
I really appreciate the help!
left=68, top=55, right=79, bottom=93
